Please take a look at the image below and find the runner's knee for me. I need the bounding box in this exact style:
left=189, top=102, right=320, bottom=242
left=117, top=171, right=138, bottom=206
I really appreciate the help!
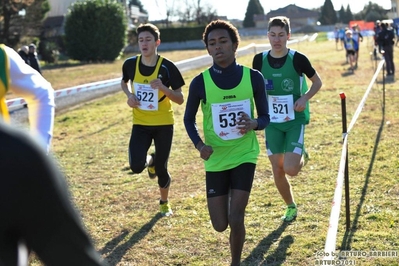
left=158, top=175, right=171, bottom=189
left=129, top=162, right=145, bottom=174
left=212, top=220, right=228, bottom=232
left=284, top=165, right=301, bottom=177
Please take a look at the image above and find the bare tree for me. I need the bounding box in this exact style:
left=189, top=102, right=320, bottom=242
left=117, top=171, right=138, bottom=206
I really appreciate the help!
left=154, top=0, right=176, bottom=27
left=177, top=0, right=194, bottom=25
left=1, top=0, right=33, bottom=45
left=176, top=0, right=217, bottom=25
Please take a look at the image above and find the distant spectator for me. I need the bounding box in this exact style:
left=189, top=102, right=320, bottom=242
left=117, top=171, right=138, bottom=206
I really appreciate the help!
left=342, top=27, right=350, bottom=63
left=373, top=20, right=382, bottom=59
left=334, top=26, right=340, bottom=50
left=343, top=30, right=359, bottom=73
left=28, top=43, right=42, bottom=74
left=17, top=45, right=30, bottom=64
left=378, top=22, right=395, bottom=77
left=338, top=27, right=345, bottom=50
left=351, top=24, right=363, bottom=68
left=394, top=23, right=399, bottom=47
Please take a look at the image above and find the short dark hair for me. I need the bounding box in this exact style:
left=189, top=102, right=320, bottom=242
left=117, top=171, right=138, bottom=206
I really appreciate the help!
left=136, top=23, right=160, bottom=41
left=268, top=16, right=291, bottom=34
left=202, top=19, right=240, bottom=48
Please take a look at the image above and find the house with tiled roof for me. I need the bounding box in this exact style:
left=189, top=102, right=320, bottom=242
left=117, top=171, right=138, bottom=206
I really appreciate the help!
left=254, top=4, right=319, bottom=32
left=43, top=0, right=147, bottom=38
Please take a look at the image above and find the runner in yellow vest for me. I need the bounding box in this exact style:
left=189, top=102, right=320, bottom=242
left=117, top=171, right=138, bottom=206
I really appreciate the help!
left=0, top=44, right=55, bottom=153
left=121, top=23, right=185, bottom=217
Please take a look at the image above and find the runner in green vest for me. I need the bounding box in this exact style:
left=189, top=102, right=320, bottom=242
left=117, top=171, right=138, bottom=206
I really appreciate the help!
left=184, top=20, right=270, bottom=266
left=252, top=16, right=322, bottom=222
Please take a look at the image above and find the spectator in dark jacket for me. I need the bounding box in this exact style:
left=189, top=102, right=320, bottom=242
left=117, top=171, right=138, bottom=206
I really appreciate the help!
left=378, top=22, right=395, bottom=77
left=17, top=45, right=30, bottom=64
left=28, top=43, right=42, bottom=74
left=373, top=20, right=382, bottom=59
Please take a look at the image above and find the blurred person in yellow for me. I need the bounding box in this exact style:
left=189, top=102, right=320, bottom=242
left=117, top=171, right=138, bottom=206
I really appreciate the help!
left=0, top=45, right=11, bottom=121
left=0, top=120, right=105, bottom=266
left=0, top=44, right=54, bottom=153
left=0, top=44, right=105, bottom=265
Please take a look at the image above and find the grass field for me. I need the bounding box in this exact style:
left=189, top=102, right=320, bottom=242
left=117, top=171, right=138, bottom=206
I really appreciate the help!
left=28, top=36, right=399, bottom=265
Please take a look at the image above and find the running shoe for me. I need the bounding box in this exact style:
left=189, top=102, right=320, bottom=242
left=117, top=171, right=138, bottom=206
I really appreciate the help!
left=147, top=153, right=156, bottom=179
left=281, top=205, right=297, bottom=222
left=160, top=202, right=173, bottom=217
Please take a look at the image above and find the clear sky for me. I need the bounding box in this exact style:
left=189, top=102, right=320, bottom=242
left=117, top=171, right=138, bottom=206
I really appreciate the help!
left=142, top=0, right=392, bottom=21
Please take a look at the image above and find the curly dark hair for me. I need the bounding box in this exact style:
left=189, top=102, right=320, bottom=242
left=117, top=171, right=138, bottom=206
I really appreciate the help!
left=202, top=20, right=240, bottom=48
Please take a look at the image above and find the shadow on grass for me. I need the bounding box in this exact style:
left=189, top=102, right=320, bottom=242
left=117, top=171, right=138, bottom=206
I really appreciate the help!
left=100, top=213, right=163, bottom=266
left=340, top=81, right=386, bottom=250
left=241, top=222, right=293, bottom=265
left=341, top=70, right=355, bottom=77
left=377, top=76, right=395, bottom=84
left=41, top=61, right=86, bottom=70
left=42, top=59, right=117, bottom=71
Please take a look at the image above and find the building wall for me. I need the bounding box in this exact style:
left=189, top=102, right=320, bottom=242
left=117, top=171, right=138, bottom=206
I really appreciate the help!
left=390, top=0, right=399, bottom=18
left=47, top=0, right=83, bottom=17
left=47, top=0, right=129, bottom=17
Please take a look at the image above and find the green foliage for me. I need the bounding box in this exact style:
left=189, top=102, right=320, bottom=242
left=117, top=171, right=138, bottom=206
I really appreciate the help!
left=315, top=32, right=328, bottom=41
left=319, top=0, right=337, bottom=25
left=345, top=5, right=354, bottom=22
left=338, top=4, right=353, bottom=24
left=338, top=6, right=346, bottom=23
left=38, top=40, right=60, bottom=63
left=64, top=0, right=127, bottom=62
left=243, top=0, right=264, bottom=28
left=24, top=0, right=50, bottom=24
left=156, top=26, right=205, bottom=43
left=354, top=2, right=389, bottom=22
left=336, top=2, right=388, bottom=23
left=0, top=0, right=50, bottom=47
left=126, top=25, right=205, bottom=44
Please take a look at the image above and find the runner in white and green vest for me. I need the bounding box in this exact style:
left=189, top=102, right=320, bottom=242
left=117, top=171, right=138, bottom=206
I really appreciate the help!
left=252, top=16, right=322, bottom=222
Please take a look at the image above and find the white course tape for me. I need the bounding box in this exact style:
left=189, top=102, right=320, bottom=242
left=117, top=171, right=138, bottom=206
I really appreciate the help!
left=6, top=34, right=315, bottom=111
left=7, top=78, right=120, bottom=110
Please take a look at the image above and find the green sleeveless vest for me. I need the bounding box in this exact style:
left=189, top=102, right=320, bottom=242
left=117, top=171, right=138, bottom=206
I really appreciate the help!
left=261, top=49, right=310, bottom=124
left=201, top=67, right=260, bottom=171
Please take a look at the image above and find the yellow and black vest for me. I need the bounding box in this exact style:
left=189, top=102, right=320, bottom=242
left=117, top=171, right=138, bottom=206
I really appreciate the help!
left=131, top=55, right=174, bottom=125
left=0, top=44, right=10, bottom=122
